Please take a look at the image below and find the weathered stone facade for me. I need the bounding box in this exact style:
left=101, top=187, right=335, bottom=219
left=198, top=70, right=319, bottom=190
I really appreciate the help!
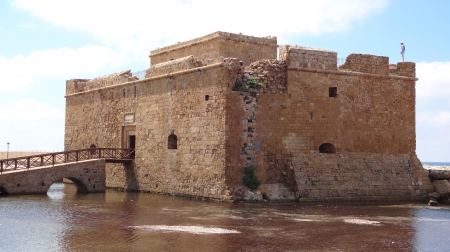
left=64, top=31, right=433, bottom=202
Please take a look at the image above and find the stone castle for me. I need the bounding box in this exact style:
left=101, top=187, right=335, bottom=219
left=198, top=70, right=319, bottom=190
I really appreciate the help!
left=65, top=31, right=433, bottom=201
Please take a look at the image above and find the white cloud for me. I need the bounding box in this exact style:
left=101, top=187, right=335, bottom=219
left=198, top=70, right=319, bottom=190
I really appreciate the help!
left=416, top=61, right=450, bottom=161
left=0, top=45, right=124, bottom=92
left=418, top=111, right=450, bottom=128
left=0, top=99, right=65, bottom=151
left=11, top=0, right=388, bottom=52
left=416, top=61, right=450, bottom=102
left=17, top=23, right=37, bottom=29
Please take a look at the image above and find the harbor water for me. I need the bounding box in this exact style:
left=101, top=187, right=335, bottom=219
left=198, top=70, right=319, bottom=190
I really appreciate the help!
left=1, top=182, right=450, bottom=252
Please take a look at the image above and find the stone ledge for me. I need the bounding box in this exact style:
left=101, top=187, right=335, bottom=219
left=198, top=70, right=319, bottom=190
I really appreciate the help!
left=150, top=31, right=277, bottom=57
left=65, top=62, right=225, bottom=97
left=288, top=66, right=419, bottom=80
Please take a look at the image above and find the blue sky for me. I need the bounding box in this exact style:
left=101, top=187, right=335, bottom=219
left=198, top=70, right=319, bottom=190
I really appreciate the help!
left=0, top=0, right=449, bottom=161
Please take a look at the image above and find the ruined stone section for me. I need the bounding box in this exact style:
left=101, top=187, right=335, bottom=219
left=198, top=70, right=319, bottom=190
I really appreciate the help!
left=292, top=153, right=433, bottom=201
left=340, top=54, right=389, bottom=75
left=145, top=55, right=197, bottom=78
left=66, top=79, right=90, bottom=96
left=244, top=60, right=287, bottom=92
left=397, top=62, right=416, bottom=78
left=279, top=45, right=337, bottom=71
left=66, top=70, right=138, bottom=96
left=150, top=31, right=277, bottom=67
left=0, top=159, right=106, bottom=195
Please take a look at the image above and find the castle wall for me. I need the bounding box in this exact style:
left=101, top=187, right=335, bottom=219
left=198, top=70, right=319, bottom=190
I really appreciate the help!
left=150, top=31, right=277, bottom=67
left=65, top=63, right=235, bottom=200
left=292, top=152, right=432, bottom=201
left=223, top=59, right=432, bottom=201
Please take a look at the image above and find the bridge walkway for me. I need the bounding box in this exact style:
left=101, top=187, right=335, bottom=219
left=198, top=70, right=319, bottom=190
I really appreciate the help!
left=0, top=148, right=134, bottom=196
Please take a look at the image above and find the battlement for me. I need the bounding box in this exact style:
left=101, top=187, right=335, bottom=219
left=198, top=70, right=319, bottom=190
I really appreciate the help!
left=394, top=62, right=416, bottom=78
left=145, top=55, right=198, bottom=78
left=339, top=54, right=389, bottom=75
left=279, top=45, right=337, bottom=70
left=66, top=70, right=138, bottom=96
left=149, top=31, right=277, bottom=67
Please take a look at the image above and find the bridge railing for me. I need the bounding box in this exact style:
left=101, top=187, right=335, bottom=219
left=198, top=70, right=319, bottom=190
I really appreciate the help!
left=0, top=148, right=135, bottom=174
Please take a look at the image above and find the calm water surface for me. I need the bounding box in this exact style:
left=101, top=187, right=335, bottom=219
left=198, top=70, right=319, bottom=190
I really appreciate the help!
left=1, top=183, right=450, bottom=252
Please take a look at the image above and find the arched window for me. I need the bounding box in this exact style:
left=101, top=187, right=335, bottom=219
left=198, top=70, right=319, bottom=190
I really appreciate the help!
left=319, top=143, right=336, bottom=153
left=168, top=134, right=178, bottom=149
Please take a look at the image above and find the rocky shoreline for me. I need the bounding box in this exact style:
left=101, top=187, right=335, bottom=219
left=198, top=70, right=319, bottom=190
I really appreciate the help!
left=423, top=166, right=450, bottom=205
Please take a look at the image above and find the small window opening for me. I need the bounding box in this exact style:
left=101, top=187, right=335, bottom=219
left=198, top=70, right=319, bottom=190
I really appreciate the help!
left=329, top=87, right=337, bottom=97
left=122, top=89, right=126, bottom=97
left=205, top=95, right=209, bottom=101
left=319, top=143, right=336, bottom=153
left=134, top=86, right=137, bottom=98
left=168, top=134, right=178, bottom=149
left=310, top=112, right=314, bottom=121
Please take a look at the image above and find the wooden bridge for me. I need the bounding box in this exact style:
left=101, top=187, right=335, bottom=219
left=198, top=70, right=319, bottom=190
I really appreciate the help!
left=0, top=148, right=134, bottom=196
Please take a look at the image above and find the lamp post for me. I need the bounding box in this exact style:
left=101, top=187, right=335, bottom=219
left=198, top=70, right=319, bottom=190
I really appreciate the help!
left=7, top=142, right=9, bottom=159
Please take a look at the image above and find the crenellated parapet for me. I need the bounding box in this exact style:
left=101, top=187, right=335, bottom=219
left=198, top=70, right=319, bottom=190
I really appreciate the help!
left=145, top=55, right=198, bottom=78
left=339, top=54, right=389, bottom=75
left=396, top=62, right=416, bottom=78
left=279, top=45, right=337, bottom=70
left=66, top=70, right=138, bottom=95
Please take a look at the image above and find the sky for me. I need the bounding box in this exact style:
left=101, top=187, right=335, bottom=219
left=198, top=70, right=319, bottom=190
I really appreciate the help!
left=0, top=0, right=449, bottom=161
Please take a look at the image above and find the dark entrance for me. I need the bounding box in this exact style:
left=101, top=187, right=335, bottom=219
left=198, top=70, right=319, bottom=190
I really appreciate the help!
left=0, top=187, right=9, bottom=196
left=129, top=135, right=136, bottom=157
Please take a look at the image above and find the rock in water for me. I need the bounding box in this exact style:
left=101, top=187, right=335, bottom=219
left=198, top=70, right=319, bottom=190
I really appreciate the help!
left=432, top=180, right=450, bottom=197
left=428, top=192, right=440, bottom=200
left=428, top=199, right=439, bottom=206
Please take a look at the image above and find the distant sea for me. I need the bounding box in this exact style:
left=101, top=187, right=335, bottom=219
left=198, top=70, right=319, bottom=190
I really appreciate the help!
left=422, top=162, right=450, bottom=166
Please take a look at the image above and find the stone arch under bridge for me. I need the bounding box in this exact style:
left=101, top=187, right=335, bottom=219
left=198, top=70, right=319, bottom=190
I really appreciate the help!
left=0, top=159, right=106, bottom=196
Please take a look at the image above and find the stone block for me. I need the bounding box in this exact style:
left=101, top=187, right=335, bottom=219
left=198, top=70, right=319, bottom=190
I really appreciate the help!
left=432, top=180, right=450, bottom=197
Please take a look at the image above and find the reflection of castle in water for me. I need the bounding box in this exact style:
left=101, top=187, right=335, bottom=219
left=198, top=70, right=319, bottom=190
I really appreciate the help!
left=65, top=31, right=433, bottom=201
